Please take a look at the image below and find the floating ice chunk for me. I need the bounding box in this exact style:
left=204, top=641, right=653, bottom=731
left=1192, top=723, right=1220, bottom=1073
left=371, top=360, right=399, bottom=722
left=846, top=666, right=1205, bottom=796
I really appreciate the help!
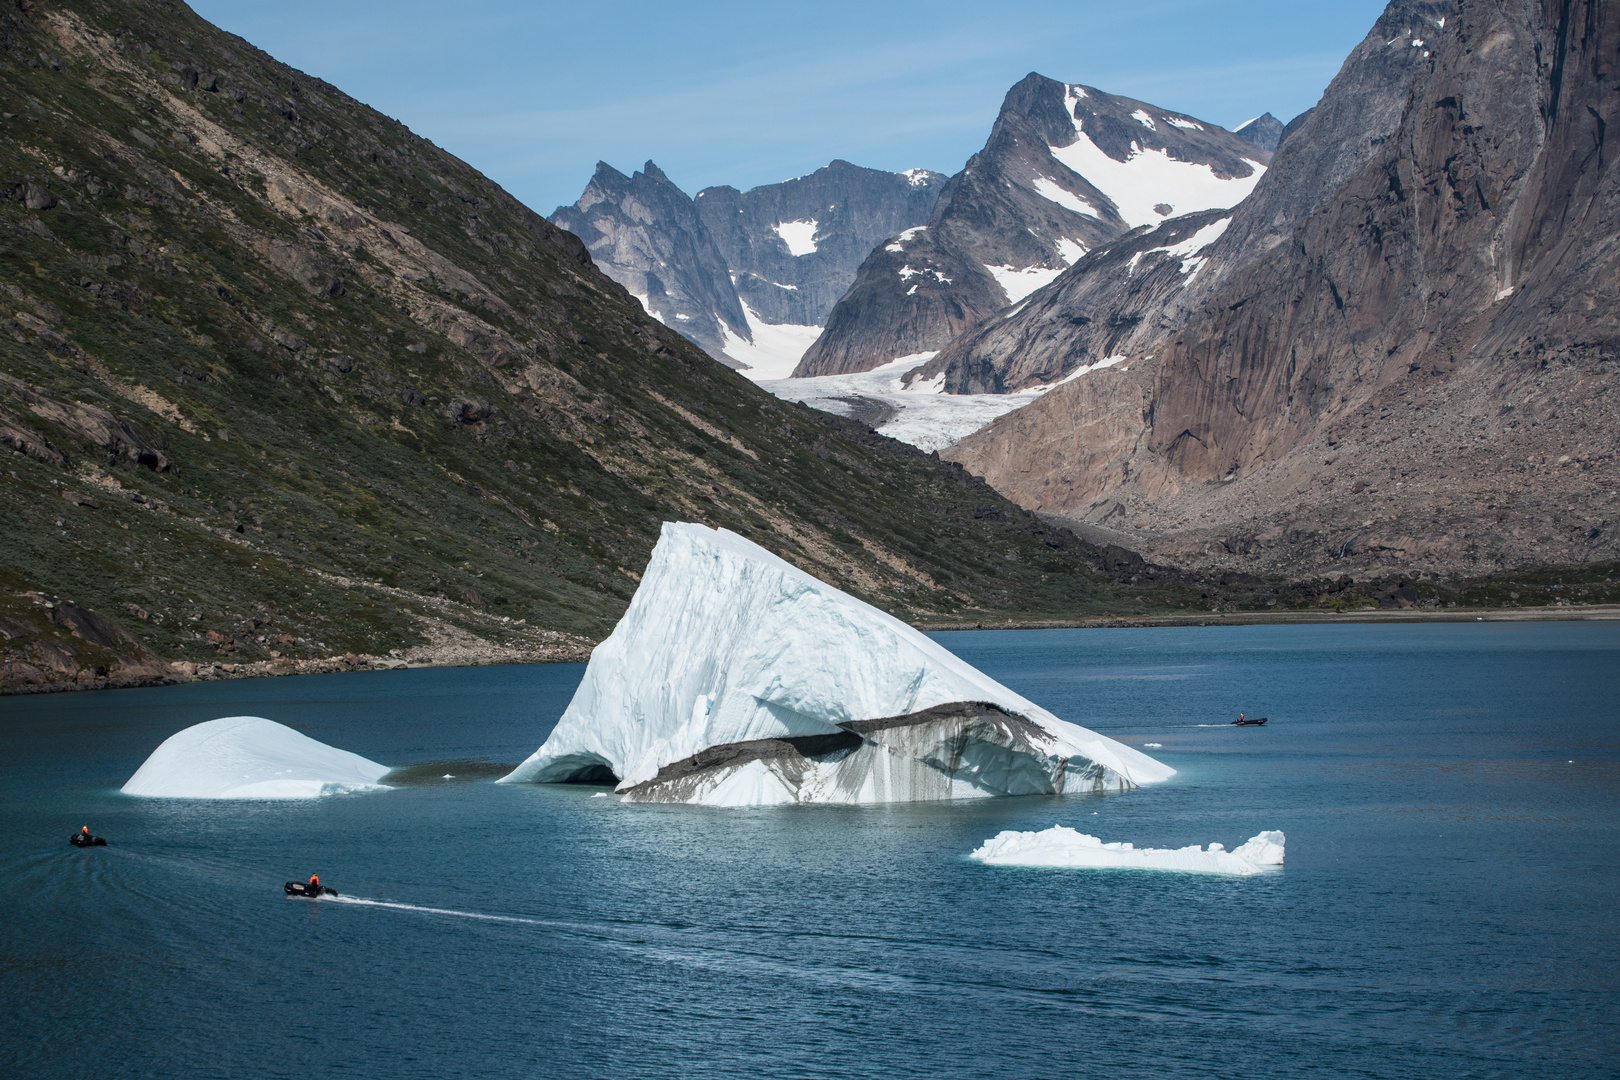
left=500, top=524, right=1173, bottom=805
left=1144, top=742, right=1163, bottom=748
left=970, top=826, right=1285, bottom=875
left=121, top=716, right=391, bottom=799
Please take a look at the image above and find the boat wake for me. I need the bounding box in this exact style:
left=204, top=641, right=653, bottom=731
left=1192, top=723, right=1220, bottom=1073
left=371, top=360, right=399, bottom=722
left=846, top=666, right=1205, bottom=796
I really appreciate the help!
left=324, top=894, right=557, bottom=927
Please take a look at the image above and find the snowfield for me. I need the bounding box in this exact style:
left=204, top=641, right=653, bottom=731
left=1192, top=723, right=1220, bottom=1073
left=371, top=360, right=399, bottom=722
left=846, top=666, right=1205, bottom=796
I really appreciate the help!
left=721, top=303, right=823, bottom=380
left=1052, top=86, right=1266, bottom=228
left=121, top=716, right=392, bottom=799
left=500, top=523, right=1172, bottom=805
left=972, top=827, right=1285, bottom=875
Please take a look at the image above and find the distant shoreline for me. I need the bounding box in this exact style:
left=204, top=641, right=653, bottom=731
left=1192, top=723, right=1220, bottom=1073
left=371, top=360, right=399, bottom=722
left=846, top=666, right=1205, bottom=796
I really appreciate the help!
left=7, top=605, right=1618, bottom=698
left=916, top=604, right=1620, bottom=632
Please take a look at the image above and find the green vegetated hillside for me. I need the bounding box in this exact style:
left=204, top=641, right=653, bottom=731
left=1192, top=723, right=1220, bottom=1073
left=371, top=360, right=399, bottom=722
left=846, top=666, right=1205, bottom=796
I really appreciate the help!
left=0, top=0, right=1214, bottom=690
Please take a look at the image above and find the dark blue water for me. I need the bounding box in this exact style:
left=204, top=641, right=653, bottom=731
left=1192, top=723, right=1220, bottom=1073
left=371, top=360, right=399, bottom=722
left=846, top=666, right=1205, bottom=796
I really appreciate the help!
left=3, top=624, right=1617, bottom=1079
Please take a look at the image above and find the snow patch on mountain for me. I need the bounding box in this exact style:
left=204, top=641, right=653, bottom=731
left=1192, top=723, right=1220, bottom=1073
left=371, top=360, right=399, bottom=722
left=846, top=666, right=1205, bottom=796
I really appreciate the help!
left=724, top=303, right=823, bottom=381
left=1031, top=176, right=1099, bottom=217
left=1131, top=109, right=1157, bottom=130
left=772, top=219, right=819, bottom=256
left=1165, top=116, right=1204, bottom=131
left=985, top=263, right=1066, bottom=304
left=1153, top=215, right=1232, bottom=262
left=499, top=523, right=1173, bottom=805
left=1055, top=237, right=1089, bottom=264
left=1052, top=87, right=1266, bottom=228
left=971, top=827, right=1285, bottom=874
left=122, top=716, right=391, bottom=799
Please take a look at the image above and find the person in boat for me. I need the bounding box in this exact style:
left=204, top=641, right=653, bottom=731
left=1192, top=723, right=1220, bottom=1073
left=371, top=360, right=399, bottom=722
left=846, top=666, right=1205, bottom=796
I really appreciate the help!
left=308, top=874, right=321, bottom=894
left=1238, top=713, right=1245, bottom=724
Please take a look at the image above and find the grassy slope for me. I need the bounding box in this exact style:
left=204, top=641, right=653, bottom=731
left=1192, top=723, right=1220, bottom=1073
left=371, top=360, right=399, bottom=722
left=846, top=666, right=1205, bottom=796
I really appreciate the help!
left=0, top=0, right=1191, bottom=679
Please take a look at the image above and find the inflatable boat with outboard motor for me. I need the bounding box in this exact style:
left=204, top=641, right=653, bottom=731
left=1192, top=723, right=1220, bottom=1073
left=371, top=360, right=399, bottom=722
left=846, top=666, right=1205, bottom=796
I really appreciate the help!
left=285, top=875, right=338, bottom=898
left=69, top=826, right=106, bottom=847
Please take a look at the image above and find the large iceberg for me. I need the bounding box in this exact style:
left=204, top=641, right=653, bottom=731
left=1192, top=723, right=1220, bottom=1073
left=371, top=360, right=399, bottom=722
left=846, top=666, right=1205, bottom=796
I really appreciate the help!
left=121, top=716, right=392, bottom=799
left=500, top=522, right=1173, bottom=805
left=970, top=826, right=1286, bottom=875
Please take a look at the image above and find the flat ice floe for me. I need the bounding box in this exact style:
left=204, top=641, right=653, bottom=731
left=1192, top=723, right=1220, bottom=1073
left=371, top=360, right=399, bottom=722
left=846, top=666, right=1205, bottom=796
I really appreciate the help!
left=500, top=523, right=1173, bottom=805
left=971, top=826, right=1285, bottom=875
left=121, top=716, right=391, bottom=799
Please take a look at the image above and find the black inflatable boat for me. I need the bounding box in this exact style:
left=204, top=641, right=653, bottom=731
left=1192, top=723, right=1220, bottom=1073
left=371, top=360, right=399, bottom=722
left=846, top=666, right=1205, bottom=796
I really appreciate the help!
left=285, top=880, right=339, bottom=898
left=69, top=832, right=106, bottom=847
left=1232, top=717, right=1268, bottom=726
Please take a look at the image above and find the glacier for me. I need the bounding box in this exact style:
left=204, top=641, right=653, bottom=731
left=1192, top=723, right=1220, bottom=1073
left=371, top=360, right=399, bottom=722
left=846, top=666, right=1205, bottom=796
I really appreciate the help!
left=121, top=716, right=392, bottom=799
left=971, top=826, right=1285, bottom=875
left=499, top=522, right=1173, bottom=805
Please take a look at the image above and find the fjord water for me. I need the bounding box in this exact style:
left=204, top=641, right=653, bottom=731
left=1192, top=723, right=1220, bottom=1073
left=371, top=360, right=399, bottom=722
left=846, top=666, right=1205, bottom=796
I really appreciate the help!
left=3, top=624, right=1616, bottom=1079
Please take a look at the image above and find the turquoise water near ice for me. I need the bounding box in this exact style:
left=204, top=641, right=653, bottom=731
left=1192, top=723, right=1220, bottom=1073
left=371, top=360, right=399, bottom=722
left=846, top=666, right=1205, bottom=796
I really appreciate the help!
left=3, top=623, right=1617, bottom=1078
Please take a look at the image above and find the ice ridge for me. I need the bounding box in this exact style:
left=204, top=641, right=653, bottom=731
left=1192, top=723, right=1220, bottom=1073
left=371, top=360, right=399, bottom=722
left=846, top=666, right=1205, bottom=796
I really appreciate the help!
left=500, top=522, right=1173, bottom=805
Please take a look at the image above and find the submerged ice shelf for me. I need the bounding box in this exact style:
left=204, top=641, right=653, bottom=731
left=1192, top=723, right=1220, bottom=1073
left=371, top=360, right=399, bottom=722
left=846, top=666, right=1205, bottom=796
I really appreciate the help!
left=500, top=522, right=1172, bottom=806
left=971, top=826, right=1285, bottom=875
left=121, top=716, right=392, bottom=799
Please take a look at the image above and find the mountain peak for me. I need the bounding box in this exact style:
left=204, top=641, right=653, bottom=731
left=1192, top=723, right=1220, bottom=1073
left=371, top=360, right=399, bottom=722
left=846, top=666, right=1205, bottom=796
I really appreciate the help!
left=1233, top=113, right=1286, bottom=152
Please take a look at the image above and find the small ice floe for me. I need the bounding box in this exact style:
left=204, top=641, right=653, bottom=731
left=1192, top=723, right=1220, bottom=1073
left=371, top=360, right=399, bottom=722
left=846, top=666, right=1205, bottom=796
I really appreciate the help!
left=591, top=792, right=608, bottom=798
left=1145, top=742, right=1163, bottom=748
left=122, top=716, right=391, bottom=799
left=442, top=774, right=455, bottom=779
left=970, top=826, right=1285, bottom=876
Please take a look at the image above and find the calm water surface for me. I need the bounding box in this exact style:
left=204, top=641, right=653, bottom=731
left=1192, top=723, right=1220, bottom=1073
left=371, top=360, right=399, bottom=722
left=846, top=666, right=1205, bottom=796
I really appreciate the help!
left=3, top=623, right=1617, bottom=1079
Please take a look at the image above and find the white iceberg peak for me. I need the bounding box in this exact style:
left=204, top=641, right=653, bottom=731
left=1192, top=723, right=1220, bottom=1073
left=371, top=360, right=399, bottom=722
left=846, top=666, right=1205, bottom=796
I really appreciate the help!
left=500, top=523, right=1173, bottom=805
left=122, top=716, right=391, bottom=799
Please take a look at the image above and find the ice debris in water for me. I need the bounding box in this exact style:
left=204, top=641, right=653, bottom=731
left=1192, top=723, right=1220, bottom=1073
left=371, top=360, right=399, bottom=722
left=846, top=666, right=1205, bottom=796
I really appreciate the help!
left=121, top=716, right=391, bottom=799
left=971, top=827, right=1285, bottom=875
left=500, top=523, right=1173, bottom=806
left=1145, top=742, right=1163, bottom=748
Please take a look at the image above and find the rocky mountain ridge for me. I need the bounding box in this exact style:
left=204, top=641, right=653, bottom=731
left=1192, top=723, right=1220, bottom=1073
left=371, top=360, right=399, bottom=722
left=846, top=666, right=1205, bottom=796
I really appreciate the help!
left=792, top=74, right=1270, bottom=378
left=921, top=0, right=1451, bottom=395
left=550, top=159, right=945, bottom=372
left=944, top=0, right=1620, bottom=579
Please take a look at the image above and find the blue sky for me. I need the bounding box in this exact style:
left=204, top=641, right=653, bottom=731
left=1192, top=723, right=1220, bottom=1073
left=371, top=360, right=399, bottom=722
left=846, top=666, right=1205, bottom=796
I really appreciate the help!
left=191, top=0, right=1389, bottom=216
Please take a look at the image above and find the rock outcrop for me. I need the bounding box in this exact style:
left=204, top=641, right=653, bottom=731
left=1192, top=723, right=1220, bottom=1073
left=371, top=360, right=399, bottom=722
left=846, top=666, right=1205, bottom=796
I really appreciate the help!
left=1233, top=113, right=1287, bottom=152
left=550, top=161, right=747, bottom=362
left=793, top=74, right=1270, bottom=377
left=945, top=0, right=1620, bottom=578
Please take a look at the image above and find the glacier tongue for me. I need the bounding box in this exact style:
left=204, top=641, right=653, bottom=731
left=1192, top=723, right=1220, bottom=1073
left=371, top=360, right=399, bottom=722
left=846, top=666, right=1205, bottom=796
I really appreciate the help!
left=499, top=522, right=1173, bottom=805
left=121, top=716, right=392, bottom=799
